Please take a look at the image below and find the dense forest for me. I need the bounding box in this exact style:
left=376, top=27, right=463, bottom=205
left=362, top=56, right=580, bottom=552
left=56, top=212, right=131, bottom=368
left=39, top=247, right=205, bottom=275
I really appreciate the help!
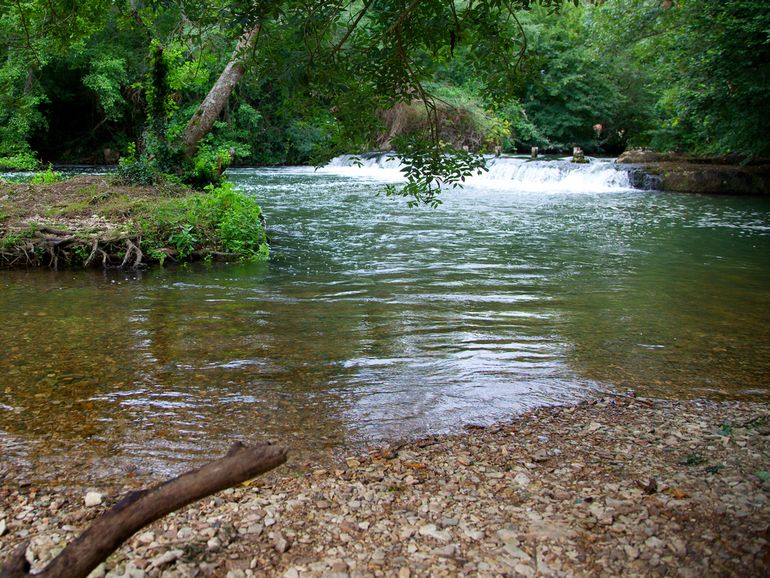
left=1, top=0, right=768, bottom=180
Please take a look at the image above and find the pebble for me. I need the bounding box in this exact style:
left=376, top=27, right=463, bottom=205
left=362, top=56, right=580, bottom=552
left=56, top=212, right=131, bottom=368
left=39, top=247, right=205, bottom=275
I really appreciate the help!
left=84, top=492, right=103, bottom=507
left=418, top=524, right=452, bottom=542
left=273, top=532, right=290, bottom=553
left=1, top=397, right=767, bottom=578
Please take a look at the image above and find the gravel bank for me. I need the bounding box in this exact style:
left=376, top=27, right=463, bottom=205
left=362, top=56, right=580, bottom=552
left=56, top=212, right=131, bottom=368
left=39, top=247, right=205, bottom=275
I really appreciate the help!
left=1, top=395, right=768, bottom=577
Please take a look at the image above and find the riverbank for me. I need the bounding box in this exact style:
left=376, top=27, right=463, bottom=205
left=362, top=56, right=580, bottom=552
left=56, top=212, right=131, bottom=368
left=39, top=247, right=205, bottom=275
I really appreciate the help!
left=0, top=175, right=268, bottom=269
left=616, top=150, right=770, bottom=195
left=1, top=395, right=767, bottom=577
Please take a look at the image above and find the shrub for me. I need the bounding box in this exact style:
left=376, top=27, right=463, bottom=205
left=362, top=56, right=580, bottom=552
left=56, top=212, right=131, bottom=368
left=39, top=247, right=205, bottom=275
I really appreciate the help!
left=31, top=164, right=64, bottom=184
left=0, top=152, right=39, bottom=171
left=139, top=181, right=269, bottom=262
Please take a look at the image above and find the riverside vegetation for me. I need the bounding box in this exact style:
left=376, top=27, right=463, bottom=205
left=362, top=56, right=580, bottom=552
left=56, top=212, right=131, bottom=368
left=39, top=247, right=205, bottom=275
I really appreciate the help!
left=0, top=175, right=268, bottom=269
left=1, top=1, right=768, bottom=184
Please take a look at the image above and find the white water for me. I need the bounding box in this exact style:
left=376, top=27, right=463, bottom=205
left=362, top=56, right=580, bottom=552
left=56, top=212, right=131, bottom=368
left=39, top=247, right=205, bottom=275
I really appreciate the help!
left=321, top=152, right=637, bottom=192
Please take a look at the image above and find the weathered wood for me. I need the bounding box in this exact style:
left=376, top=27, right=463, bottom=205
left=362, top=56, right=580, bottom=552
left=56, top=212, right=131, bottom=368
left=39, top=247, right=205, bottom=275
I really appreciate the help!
left=180, top=25, right=260, bottom=159
left=0, top=442, right=287, bottom=578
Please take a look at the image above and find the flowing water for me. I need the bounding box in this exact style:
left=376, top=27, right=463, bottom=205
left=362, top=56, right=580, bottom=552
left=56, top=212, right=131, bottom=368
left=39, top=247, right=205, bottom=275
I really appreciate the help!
left=2, top=156, right=769, bottom=484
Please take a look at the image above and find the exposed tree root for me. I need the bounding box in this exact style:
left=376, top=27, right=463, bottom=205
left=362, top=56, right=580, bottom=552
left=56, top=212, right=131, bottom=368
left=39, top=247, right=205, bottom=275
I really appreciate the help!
left=0, top=230, right=148, bottom=271
left=120, top=237, right=143, bottom=269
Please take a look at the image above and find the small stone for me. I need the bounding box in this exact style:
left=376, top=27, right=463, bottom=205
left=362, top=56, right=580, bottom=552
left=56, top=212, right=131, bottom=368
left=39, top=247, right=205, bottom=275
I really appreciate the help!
left=514, top=563, right=535, bottom=577
left=245, top=524, right=263, bottom=535
left=624, top=545, right=639, bottom=560
left=274, top=532, right=291, bottom=553
left=399, top=568, right=411, bottom=578
left=0, top=519, right=6, bottom=537
left=670, top=537, right=687, bottom=556
left=226, top=571, right=246, bottom=578
left=503, top=542, right=531, bottom=561
left=532, top=450, right=549, bottom=462
left=84, top=492, right=103, bottom=507
left=148, top=549, right=183, bottom=570
left=419, top=524, right=451, bottom=542
left=136, top=531, right=154, bottom=545
left=645, top=536, right=665, bottom=550
left=436, top=544, right=457, bottom=558
left=207, top=537, right=221, bottom=550
left=371, top=548, right=386, bottom=564
left=121, top=563, right=146, bottom=578
left=282, top=569, right=299, bottom=578
left=513, top=473, right=531, bottom=487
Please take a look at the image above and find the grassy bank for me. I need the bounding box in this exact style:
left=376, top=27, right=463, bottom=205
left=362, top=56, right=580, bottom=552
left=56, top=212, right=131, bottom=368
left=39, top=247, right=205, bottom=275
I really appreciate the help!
left=0, top=175, right=268, bottom=269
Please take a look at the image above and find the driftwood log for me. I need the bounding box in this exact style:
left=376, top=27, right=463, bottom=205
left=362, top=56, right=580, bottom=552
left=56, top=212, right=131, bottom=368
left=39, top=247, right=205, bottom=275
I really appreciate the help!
left=0, top=442, right=287, bottom=578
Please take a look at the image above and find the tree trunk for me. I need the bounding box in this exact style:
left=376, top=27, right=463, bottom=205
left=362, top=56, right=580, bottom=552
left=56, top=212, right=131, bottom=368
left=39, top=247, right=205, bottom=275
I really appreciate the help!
left=0, top=441, right=287, bottom=578
left=180, top=25, right=260, bottom=159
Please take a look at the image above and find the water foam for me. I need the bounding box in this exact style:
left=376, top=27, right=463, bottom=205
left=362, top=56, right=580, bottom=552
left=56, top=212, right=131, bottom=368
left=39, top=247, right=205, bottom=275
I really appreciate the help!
left=322, top=152, right=637, bottom=192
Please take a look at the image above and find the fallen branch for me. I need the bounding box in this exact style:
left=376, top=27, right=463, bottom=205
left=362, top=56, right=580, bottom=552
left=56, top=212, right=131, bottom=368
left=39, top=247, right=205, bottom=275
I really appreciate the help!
left=0, top=441, right=288, bottom=578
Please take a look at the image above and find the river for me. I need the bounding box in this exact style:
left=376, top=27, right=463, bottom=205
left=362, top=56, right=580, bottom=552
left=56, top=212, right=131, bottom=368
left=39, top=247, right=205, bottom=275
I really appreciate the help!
left=1, top=156, right=769, bottom=484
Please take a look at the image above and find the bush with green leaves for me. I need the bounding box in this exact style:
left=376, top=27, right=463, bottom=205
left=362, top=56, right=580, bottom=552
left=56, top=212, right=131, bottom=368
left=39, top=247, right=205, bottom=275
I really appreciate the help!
left=31, top=164, right=64, bottom=184
left=139, top=181, right=269, bottom=262
left=594, top=0, right=770, bottom=158
left=0, top=152, right=39, bottom=171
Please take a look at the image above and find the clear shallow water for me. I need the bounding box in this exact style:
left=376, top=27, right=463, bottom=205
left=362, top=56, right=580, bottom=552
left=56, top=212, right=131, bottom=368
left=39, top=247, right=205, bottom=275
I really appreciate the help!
left=1, top=160, right=769, bottom=483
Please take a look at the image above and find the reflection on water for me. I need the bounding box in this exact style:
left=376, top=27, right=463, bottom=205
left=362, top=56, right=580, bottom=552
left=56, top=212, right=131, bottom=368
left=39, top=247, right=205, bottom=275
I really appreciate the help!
left=1, top=166, right=769, bottom=483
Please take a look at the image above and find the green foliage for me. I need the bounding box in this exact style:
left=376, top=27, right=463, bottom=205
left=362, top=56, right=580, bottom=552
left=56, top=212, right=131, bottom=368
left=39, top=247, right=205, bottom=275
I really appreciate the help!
left=510, top=3, right=651, bottom=152
left=718, top=422, right=733, bottom=437
left=114, top=143, right=164, bottom=185
left=384, top=136, right=486, bottom=208
left=82, top=55, right=128, bottom=122
left=4, top=0, right=766, bottom=181
left=594, top=0, right=770, bottom=158
left=168, top=223, right=196, bottom=258
left=679, top=453, right=707, bottom=467
left=30, top=163, right=63, bottom=184
left=0, top=152, right=39, bottom=171
left=140, top=181, right=268, bottom=261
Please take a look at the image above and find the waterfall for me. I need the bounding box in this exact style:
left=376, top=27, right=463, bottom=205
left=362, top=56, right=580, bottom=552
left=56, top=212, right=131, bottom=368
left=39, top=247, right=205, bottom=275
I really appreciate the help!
left=322, top=152, right=642, bottom=192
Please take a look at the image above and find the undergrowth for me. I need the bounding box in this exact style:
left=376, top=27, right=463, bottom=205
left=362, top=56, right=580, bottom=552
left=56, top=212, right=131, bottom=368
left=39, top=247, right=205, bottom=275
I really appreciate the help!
left=139, top=181, right=269, bottom=264
left=0, top=180, right=269, bottom=269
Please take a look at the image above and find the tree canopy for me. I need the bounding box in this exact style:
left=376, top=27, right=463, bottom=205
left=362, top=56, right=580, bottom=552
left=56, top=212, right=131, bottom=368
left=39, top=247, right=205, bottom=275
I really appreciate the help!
left=1, top=0, right=768, bottom=196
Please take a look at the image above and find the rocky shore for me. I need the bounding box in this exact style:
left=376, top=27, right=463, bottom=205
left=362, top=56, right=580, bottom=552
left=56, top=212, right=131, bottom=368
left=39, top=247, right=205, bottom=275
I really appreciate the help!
left=1, top=395, right=768, bottom=577
left=616, top=150, right=770, bottom=195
